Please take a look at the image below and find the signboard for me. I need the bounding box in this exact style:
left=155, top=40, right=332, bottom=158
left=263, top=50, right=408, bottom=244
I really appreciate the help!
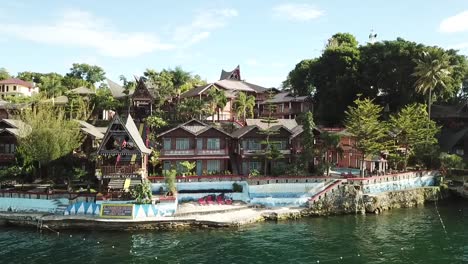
left=102, top=174, right=140, bottom=179
left=100, top=204, right=134, bottom=219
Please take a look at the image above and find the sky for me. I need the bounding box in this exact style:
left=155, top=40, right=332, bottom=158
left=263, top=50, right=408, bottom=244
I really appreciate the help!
left=0, top=0, right=468, bottom=88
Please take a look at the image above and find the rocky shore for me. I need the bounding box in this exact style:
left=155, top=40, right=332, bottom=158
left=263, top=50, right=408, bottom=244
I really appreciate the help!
left=0, top=186, right=451, bottom=231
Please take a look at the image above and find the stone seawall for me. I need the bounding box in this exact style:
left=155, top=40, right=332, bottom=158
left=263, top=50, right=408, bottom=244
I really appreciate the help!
left=305, top=186, right=448, bottom=216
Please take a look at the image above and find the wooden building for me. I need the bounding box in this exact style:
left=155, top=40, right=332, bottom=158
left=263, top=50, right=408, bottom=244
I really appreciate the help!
left=157, top=119, right=232, bottom=175
left=96, top=114, right=151, bottom=189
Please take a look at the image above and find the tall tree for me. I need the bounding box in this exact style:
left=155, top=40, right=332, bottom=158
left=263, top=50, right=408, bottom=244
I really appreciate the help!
left=301, top=111, right=316, bottom=173
left=235, top=92, right=256, bottom=121
left=283, top=59, right=316, bottom=96
left=39, top=74, right=66, bottom=98
left=413, top=47, right=453, bottom=119
left=260, top=91, right=283, bottom=176
left=344, top=98, right=388, bottom=176
left=316, top=131, right=342, bottom=176
left=17, top=104, right=83, bottom=179
left=0, top=68, right=10, bottom=80
left=388, top=103, right=439, bottom=170
left=67, top=63, right=106, bottom=85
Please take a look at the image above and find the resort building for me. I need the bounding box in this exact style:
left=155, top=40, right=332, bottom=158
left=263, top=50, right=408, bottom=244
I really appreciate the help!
left=231, top=119, right=309, bottom=175
left=96, top=114, right=151, bottom=189
left=0, top=119, right=27, bottom=168
left=180, top=66, right=276, bottom=121
left=260, top=92, right=311, bottom=119
left=0, top=78, right=39, bottom=98
left=157, top=119, right=232, bottom=175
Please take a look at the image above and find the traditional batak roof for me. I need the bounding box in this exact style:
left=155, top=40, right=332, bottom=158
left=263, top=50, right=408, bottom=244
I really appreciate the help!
left=220, top=65, right=241, bottom=81
left=106, top=78, right=133, bottom=99
left=0, top=78, right=34, bottom=88
left=0, top=119, right=26, bottom=129
left=246, top=119, right=299, bottom=131
left=77, top=120, right=105, bottom=140
left=0, top=119, right=30, bottom=137
left=98, top=114, right=151, bottom=155
left=131, top=77, right=156, bottom=101
left=157, top=119, right=232, bottom=138
left=70, top=86, right=95, bottom=95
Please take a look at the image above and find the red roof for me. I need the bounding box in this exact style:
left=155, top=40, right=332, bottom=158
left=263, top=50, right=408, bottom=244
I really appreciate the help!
left=0, top=78, right=34, bottom=88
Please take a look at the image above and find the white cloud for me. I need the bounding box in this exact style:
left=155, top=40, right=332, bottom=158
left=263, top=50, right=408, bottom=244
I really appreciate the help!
left=174, top=8, right=238, bottom=46
left=0, top=9, right=173, bottom=57
left=273, top=3, right=323, bottom=21
left=439, top=10, right=468, bottom=33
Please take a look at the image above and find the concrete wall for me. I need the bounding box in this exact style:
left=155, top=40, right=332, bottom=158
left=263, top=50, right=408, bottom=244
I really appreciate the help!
left=0, top=197, right=68, bottom=213
left=65, top=200, right=177, bottom=218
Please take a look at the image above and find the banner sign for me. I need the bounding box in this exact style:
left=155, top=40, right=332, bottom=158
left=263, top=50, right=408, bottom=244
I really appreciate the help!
left=100, top=204, right=134, bottom=219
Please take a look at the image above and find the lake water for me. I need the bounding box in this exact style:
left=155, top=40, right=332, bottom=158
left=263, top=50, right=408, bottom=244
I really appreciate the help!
left=0, top=200, right=466, bottom=264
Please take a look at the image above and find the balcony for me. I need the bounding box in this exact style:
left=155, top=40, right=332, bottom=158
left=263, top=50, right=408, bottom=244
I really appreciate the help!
left=160, top=148, right=228, bottom=156
left=241, top=149, right=291, bottom=155
left=0, top=153, right=15, bottom=162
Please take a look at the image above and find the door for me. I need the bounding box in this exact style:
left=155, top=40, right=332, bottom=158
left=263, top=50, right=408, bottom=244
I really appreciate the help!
left=196, top=160, right=203, bottom=176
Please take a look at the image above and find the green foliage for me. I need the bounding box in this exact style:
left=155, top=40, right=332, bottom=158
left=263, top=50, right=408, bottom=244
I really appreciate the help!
left=67, top=63, right=106, bottom=85
left=315, top=131, right=342, bottom=176
left=439, top=152, right=464, bottom=176
left=146, top=115, right=168, bottom=130
left=179, top=161, right=196, bottom=175
left=413, top=47, right=454, bottom=118
left=249, top=169, right=260, bottom=177
left=17, top=104, right=83, bottom=178
left=207, top=87, right=228, bottom=121
left=232, top=182, right=243, bottom=192
left=388, top=103, right=440, bottom=170
left=285, top=34, right=468, bottom=126
left=302, top=111, right=316, bottom=172
left=345, top=98, right=387, bottom=175
left=163, top=169, right=177, bottom=194
left=0, top=68, right=11, bottom=80
left=93, top=85, right=121, bottom=110
left=260, top=91, right=283, bottom=176
left=235, top=91, right=256, bottom=120
left=149, top=149, right=160, bottom=174
left=176, top=98, right=209, bottom=121
left=130, top=179, right=153, bottom=204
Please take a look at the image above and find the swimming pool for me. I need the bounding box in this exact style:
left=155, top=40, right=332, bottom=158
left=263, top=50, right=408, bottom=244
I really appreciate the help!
left=329, top=167, right=361, bottom=175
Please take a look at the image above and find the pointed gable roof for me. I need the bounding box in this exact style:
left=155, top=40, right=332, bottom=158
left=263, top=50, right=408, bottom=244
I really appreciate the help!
left=69, top=86, right=95, bottom=95
left=219, top=65, right=241, bottom=81
left=157, top=119, right=232, bottom=138
left=107, top=78, right=133, bottom=99
left=131, top=77, right=155, bottom=101
left=97, top=114, right=151, bottom=155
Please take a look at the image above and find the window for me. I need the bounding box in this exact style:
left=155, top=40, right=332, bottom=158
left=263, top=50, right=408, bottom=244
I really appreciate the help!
left=207, top=138, right=220, bottom=150
left=243, top=139, right=261, bottom=150
left=273, top=140, right=288, bottom=150
left=163, top=138, right=171, bottom=150
left=163, top=161, right=171, bottom=172
left=13, top=86, right=17, bottom=91
left=196, top=138, right=203, bottom=150
left=279, top=104, right=284, bottom=113
left=207, top=160, right=220, bottom=173
left=0, top=144, right=15, bottom=154
left=176, top=138, right=189, bottom=150
left=249, top=161, right=261, bottom=171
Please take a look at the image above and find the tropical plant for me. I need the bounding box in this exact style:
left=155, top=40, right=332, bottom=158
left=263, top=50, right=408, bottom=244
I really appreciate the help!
left=413, top=48, right=453, bottom=119
left=130, top=179, right=153, bottom=204
left=315, top=131, right=342, bottom=176
left=207, top=87, right=228, bottom=121
left=439, top=152, right=464, bottom=176
left=179, top=161, right=196, bottom=176
left=249, top=169, right=260, bottom=177
left=149, top=149, right=160, bottom=175
left=164, top=169, right=177, bottom=195
left=235, top=92, right=256, bottom=121
left=302, top=111, right=316, bottom=173
left=146, top=115, right=168, bottom=131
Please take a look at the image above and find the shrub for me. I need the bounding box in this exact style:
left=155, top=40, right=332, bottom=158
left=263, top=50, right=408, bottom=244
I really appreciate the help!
left=130, top=179, right=153, bottom=204
left=249, top=169, right=260, bottom=177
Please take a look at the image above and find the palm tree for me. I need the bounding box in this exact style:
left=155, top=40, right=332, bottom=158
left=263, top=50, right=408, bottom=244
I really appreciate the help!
left=236, top=92, right=256, bottom=121
left=208, top=87, right=228, bottom=122
left=413, top=48, right=453, bottom=119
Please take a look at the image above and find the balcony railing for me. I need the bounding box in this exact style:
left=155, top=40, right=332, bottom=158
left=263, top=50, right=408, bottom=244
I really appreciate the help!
left=99, top=165, right=140, bottom=175
left=0, top=153, right=15, bottom=162
left=160, top=148, right=228, bottom=156
left=241, top=149, right=291, bottom=155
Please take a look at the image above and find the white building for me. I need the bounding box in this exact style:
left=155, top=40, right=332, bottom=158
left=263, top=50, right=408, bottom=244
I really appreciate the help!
left=0, top=78, right=39, bottom=98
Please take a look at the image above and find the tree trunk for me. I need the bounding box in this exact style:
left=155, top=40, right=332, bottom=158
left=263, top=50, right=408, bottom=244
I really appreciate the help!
left=428, top=88, right=432, bottom=119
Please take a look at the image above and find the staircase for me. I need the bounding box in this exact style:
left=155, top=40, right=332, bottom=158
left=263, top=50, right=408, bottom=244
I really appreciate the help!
left=108, top=179, right=125, bottom=189
left=51, top=199, right=69, bottom=215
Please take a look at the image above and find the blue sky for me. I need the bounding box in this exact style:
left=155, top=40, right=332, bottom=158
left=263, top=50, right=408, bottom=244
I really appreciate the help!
left=0, top=0, right=467, bottom=88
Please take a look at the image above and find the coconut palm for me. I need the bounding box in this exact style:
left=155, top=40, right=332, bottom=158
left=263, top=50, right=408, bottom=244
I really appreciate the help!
left=236, top=92, right=256, bottom=121
left=413, top=48, right=453, bottom=119
left=207, top=87, right=228, bottom=122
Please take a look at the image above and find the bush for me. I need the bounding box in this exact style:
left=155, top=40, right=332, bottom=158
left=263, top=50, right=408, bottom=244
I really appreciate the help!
left=249, top=169, right=260, bottom=177
left=439, top=152, right=464, bottom=176
left=232, top=182, right=243, bottom=192
left=163, top=169, right=177, bottom=195
left=130, top=179, right=152, bottom=204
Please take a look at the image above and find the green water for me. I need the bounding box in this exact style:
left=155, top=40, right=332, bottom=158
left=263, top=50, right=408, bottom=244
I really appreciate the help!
left=0, top=200, right=466, bottom=264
